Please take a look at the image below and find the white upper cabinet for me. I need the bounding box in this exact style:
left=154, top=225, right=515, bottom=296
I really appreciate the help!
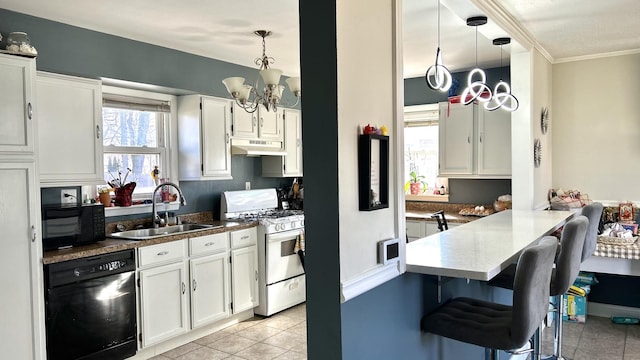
left=36, top=72, right=103, bottom=185
left=476, top=105, right=511, bottom=175
left=231, top=104, right=283, bottom=141
left=262, top=108, right=303, bottom=177
left=438, top=102, right=511, bottom=177
left=0, top=54, right=36, bottom=154
left=178, top=95, right=232, bottom=180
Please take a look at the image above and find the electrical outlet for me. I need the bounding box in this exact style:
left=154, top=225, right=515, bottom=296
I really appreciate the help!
left=61, top=189, right=77, bottom=204
left=245, top=182, right=251, bottom=190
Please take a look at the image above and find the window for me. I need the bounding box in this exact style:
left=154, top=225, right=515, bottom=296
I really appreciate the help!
left=404, top=104, right=440, bottom=194
left=100, top=86, right=177, bottom=201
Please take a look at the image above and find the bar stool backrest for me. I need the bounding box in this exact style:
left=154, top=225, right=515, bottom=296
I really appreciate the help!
left=580, top=202, right=603, bottom=262
left=551, top=215, right=588, bottom=296
left=511, top=236, right=558, bottom=346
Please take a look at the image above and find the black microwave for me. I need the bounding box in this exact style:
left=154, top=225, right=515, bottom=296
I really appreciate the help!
left=42, top=204, right=105, bottom=251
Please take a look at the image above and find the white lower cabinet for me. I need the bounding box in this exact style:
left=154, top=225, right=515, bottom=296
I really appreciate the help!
left=230, top=228, right=259, bottom=314
left=406, top=219, right=459, bottom=242
left=138, top=231, right=244, bottom=349
left=189, top=233, right=230, bottom=329
left=138, top=240, right=189, bottom=348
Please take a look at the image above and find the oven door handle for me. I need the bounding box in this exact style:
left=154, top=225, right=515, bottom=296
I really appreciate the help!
left=266, top=229, right=302, bottom=243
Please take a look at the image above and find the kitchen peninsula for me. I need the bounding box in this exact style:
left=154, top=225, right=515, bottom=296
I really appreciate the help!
left=406, top=209, right=575, bottom=281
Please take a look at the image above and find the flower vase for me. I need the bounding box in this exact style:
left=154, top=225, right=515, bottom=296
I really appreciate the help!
left=98, top=193, right=112, bottom=207
left=410, top=182, right=422, bottom=195
left=114, top=182, right=136, bottom=207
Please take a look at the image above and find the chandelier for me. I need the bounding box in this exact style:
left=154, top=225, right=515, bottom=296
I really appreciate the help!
left=222, top=30, right=301, bottom=113
left=461, top=16, right=492, bottom=105
left=425, top=0, right=452, bottom=92
left=484, top=37, right=519, bottom=112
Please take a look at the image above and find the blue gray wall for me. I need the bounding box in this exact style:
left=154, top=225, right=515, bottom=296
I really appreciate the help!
left=0, top=9, right=294, bottom=220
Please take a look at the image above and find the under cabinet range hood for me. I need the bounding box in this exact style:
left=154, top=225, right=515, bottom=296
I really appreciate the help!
left=231, top=138, right=286, bottom=156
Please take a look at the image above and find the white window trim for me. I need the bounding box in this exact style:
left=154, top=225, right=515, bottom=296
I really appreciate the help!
left=101, top=85, right=180, bottom=217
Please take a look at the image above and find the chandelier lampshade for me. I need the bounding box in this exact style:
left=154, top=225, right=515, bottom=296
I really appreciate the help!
left=222, top=30, right=301, bottom=113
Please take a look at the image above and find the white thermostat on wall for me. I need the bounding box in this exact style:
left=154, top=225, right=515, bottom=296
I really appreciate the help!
left=378, top=238, right=400, bottom=265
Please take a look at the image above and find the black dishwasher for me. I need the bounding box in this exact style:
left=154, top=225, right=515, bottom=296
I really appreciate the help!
left=44, top=249, right=137, bottom=360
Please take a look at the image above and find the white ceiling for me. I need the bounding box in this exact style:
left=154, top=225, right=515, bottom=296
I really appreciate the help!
left=2, top=0, right=640, bottom=79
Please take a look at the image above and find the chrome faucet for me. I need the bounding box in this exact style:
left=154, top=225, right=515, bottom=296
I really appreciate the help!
left=152, top=182, right=187, bottom=228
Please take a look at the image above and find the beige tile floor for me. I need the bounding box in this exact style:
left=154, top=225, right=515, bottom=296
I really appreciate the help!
left=152, top=303, right=307, bottom=360
left=152, top=306, right=640, bottom=360
left=540, top=315, right=640, bottom=360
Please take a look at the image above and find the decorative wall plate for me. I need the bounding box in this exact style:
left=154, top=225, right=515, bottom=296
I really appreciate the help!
left=534, top=138, right=542, bottom=167
left=541, top=107, right=549, bottom=134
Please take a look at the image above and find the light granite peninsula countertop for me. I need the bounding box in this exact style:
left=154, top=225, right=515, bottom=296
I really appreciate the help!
left=406, top=209, right=575, bottom=281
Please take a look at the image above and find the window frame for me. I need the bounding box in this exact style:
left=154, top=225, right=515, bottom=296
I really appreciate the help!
left=404, top=104, right=449, bottom=202
left=100, top=84, right=180, bottom=216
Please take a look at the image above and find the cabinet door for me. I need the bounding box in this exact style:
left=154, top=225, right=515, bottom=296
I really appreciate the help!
left=139, top=262, right=189, bottom=347
left=231, top=245, right=259, bottom=313
left=262, top=108, right=303, bottom=177
left=36, top=72, right=103, bottom=185
left=406, top=220, right=426, bottom=242
left=283, top=109, right=303, bottom=176
left=231, top=103, right=258, bottom=138
left=190, top=252, right=230, bottom=328
left=0, top=54, right=35, bottom=154
left=0, top=160, right=43, bottom=359
left=201, top=97, right=232, bottom=178
left=477, top=107, right=511, bottom=175
left=258, top=107, right=282, bottom=140
left=439, top=102, right=474, bottom=175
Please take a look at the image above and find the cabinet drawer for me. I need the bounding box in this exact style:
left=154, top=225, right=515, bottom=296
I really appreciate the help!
left=138, top=240, right=186, bottom=267
left=190, top=232, right=228, bottom=256
left=230, top=228, right=257, bottom=249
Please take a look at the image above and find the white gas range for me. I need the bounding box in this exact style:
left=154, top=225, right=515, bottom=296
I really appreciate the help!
left=221, top=189, right=306, bottom=316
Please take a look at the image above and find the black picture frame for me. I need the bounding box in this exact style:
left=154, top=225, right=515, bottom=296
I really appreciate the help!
left=358, top=134, right=389, bottom=211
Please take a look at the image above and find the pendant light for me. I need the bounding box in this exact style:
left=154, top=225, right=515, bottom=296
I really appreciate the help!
left=461, top=16, right=492, bottom=105
left=425, top=0, right=452, bottom=92
left=485, top=37, right=519, bottom=112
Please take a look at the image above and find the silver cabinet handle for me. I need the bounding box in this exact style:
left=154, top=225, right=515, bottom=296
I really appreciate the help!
left=467, top=135, right=471, bottom=144
left=204, top=242, right=215, bottom=247
left=226, top=133, right=230, bottom=144
left=241, top=235, right=249, bottom=240
left=182, top=282, right=186, bottom=294
left=31, top=225, right=36, bottom=242
left=96, top=125, right=101, bottom=139
left=157, top=251, right=168, bottom=256
left=252, top=116, right=257, bottom=127
left=255, top=270, right=258, bottom=281
left=479, top=132, right=483, bottom=143
left=192, top=279, right=197, bottom=291
left=27, top=103, right=33, bottom=120
left=260, top=117, right=264, bottom=127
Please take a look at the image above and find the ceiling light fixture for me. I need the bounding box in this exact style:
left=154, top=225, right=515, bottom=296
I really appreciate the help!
left=485, top=37, right=519, bottom=112
left=461, top=16, right=492, bottom=105
left=425, top=0, right=452, bottom=92
left=222, top=30, right=301, bottom=113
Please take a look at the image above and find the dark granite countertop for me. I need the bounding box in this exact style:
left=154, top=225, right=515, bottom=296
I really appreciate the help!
left=43, top=213, right=257, bottom=265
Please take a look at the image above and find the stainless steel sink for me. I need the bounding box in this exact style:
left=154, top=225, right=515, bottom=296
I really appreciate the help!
left=107, top=224, right=221, bottom=240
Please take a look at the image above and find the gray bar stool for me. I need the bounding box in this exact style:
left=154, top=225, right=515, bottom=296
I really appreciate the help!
left=422, top=236, right=558, bottom=360
left=579, top=202, right=603, bottom=262
left=488, top=215, right=589, bottom=360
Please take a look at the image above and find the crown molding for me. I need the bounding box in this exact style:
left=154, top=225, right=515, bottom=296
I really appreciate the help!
left=470, top=0, right=554, bottom=64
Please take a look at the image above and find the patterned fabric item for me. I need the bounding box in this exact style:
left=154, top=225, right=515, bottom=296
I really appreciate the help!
left=594, top=243, right=640, bottom=259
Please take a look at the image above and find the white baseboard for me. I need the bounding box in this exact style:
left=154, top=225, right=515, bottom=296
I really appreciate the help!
left=588, top=301, right=640, bottom=318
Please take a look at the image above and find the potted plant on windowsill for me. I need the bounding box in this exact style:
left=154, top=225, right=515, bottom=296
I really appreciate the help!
left=405, top=171, right=427, bottom=195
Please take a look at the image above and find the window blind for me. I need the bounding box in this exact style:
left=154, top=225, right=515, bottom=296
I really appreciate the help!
left=103, top=93, right=171, bottom=113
